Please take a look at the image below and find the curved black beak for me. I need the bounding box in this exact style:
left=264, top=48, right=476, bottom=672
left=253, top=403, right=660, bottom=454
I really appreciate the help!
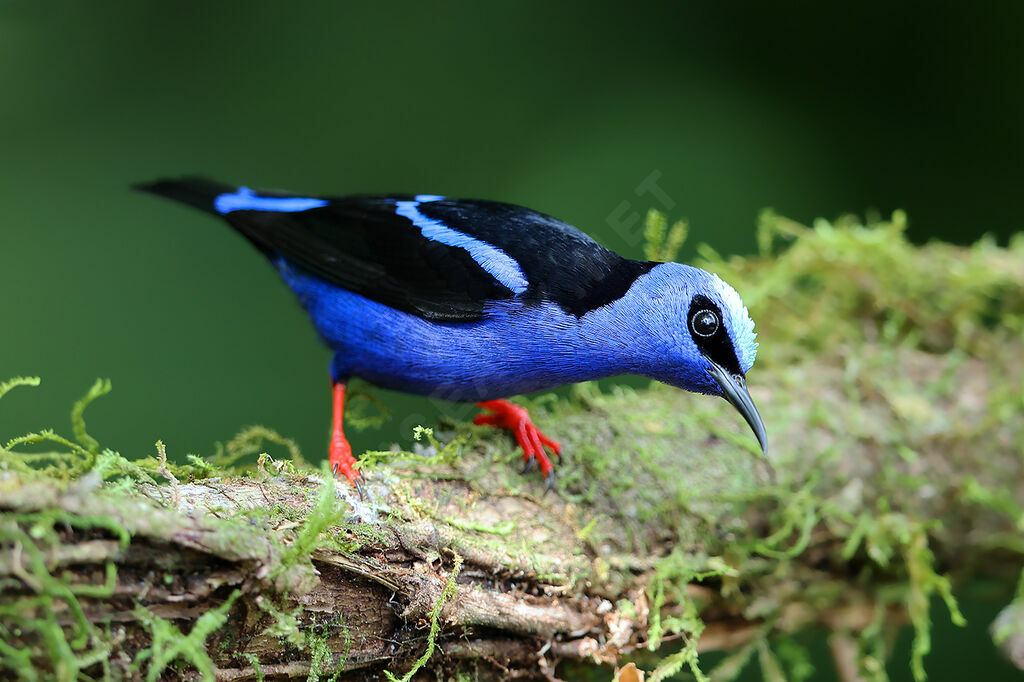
left=706, top=362, right=767, bottom=454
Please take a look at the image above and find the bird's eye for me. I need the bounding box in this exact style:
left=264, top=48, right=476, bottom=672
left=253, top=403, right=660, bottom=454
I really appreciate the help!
left=691, top=309, right=719, bottom=337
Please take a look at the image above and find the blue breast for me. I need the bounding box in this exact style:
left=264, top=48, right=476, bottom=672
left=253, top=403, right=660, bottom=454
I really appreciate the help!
left=274, top=257, right=720, bottom=400
left=273, top=259, right=649, bottom=400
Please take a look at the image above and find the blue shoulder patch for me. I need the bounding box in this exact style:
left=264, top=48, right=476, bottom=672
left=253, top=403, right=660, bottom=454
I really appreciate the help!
left=394, top=198, right=529, bottom=294
left=214, top=187, right=328, bottom=214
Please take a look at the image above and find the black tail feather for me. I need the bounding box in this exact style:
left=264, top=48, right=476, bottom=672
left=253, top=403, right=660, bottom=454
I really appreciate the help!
left=133, top=177, right=236, bottom=215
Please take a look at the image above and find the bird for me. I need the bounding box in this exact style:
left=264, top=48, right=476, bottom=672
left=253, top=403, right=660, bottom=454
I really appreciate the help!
left=136, top=178, right=766, bottom=488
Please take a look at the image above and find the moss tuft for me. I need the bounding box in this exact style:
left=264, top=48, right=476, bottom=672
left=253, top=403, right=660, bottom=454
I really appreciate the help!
left=132, top=589, right=240, bottom=680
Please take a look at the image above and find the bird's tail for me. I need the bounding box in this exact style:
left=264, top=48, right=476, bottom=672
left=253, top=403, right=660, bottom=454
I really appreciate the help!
left=133, top=177, right=237, bottom=215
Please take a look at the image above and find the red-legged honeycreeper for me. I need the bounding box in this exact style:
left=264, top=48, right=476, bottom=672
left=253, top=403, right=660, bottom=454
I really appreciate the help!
left=137, top=179, right=766, bottom=488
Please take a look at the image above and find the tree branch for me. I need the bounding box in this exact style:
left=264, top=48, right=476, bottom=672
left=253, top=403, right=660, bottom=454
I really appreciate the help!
left=3, top=215, right=1023, bottom=680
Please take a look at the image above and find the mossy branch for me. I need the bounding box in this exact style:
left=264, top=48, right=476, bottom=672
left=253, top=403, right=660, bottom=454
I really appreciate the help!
left=2, top=212, right=1023, bottom=681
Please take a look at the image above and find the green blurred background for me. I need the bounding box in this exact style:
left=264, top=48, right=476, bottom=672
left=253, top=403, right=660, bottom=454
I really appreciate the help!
left=2, top=2, right=1021, bottom=679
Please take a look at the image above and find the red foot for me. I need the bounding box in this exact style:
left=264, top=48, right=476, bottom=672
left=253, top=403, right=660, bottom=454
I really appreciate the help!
left=329, top=435, right=361, bottom=486
left=474, top=400, right=561, bottom=484
left=328, top=381, right=363, bottom=492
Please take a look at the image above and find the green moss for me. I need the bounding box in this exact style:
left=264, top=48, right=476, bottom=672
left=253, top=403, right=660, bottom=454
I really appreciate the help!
left=239, top=653, right=265, bottom=682
left=643, top=208, right=688, bottom=263
left=534, top=209, right=1022, bottom=680
left=2, top=208, right=1022, bottom=680
left=132, top=589, right=240, bottom=681
left=0, top=381, right=317, bottom=679
left=0, top=376, right=41, bottom=400
left=70, top=379, right=111, bottom=460
left=0, top=380, right=134, bottom=679
left=645, top=550, right=734, bottom=681
left=256, top=595, right=307, bottom=649
left=706, top=209, right=1024, bottom=363
left=212, top=424, right=307, bottom=471
left=0, top=507, right=127, bottom=679
left=305, top=615, right=348, bottom=682
left=384, top=552, right=463, bottom=682
left=275, top=470, right=345, bottom=578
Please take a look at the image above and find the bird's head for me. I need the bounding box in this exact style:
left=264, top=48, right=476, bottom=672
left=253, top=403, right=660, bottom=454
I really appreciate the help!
left=629, top=263, right=765, bottom=453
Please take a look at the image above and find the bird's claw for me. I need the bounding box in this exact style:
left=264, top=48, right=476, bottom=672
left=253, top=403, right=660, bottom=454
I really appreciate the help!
left=475, top=399, right=561, bottom=487
left=330, top=440, right=364, bottom=499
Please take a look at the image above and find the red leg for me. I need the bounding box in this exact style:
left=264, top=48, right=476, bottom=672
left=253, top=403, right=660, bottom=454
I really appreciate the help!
left=329, top=381, right=361, bottom=488
left=474, top=399, right=561, bottom=484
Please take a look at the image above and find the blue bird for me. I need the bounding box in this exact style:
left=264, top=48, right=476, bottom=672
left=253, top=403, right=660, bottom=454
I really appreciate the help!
left=137, top=178, right=766, bottom=487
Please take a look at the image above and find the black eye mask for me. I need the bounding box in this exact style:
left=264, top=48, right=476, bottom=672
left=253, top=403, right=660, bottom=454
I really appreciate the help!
left=687, top=294, right=743, bottom=377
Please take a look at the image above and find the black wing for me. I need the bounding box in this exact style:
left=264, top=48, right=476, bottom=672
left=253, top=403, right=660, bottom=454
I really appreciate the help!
left=137, top=178, right=655, bottom=322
